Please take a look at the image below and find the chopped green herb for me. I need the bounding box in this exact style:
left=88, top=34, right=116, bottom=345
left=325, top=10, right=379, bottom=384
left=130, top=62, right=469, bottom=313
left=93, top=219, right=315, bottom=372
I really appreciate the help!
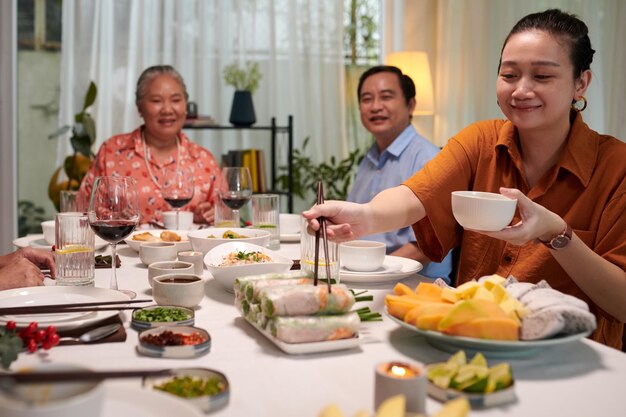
left=133, top=307, right=191, bottom=322
left=154, top=375, right=226, bottom=398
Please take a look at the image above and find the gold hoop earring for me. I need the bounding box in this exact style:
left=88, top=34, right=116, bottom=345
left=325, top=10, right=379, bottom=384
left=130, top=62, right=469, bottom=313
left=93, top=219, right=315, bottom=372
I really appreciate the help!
left=572, top=96, right=587, bottom=112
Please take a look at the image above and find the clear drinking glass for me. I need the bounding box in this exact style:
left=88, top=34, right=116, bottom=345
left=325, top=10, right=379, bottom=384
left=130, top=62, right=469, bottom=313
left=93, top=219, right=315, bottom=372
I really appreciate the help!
left=300, top=217, right=340, bottom=282
left=217, top=166, right=253, bottom=227
left=252, top=194, right=280, bottom=250
left=162, top=166, right=194, bottom=230
left=88, top=176, right=139, bottom=298
left=54, top=212, right=95, bottom=286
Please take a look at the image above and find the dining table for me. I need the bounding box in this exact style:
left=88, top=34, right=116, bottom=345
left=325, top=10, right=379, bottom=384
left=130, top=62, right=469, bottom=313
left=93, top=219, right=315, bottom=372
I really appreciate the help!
left=7, top=234, right=626, bottom=417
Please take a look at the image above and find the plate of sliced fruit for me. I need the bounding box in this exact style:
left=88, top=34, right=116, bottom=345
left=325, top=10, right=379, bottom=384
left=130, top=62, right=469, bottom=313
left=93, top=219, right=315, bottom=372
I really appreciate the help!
left=426, top=350, right=516, bottom=408
left=385, top=276, right=594, bottom=358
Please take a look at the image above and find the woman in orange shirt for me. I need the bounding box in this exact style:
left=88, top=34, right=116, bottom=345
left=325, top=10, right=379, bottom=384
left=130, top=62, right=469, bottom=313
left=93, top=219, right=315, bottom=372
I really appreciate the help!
left=79, top=65, right=221, bottom=226
left=304, top=9, right=626, bottom=349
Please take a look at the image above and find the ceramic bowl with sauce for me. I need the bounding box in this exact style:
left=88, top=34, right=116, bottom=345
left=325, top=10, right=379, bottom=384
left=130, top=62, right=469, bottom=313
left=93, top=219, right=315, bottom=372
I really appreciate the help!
left=137, top=325, right=211, bottom=358
left=152, top=274, right=206, bottom=308
left=147, top=261, right=195, bottom=288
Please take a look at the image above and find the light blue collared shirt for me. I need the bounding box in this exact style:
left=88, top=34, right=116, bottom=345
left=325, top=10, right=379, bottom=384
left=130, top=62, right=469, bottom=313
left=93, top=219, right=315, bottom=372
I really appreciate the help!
left=347, top=125, right=453, bottom=282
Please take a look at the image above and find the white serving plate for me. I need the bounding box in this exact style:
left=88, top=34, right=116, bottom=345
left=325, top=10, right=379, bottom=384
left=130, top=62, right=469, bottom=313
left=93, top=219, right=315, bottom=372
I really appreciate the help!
left=242, top=315, right=360, bottom=355
left=124, top=230, right=192, bottom=252
left=339, top=256, right=422, bottom=284
left=0, top=286, right=130, bottom=331
left=385, top=308, right=592, bottom=358
left=12, top=234, right=108, bottom=251
left=102, top=385, right=203, bottom=417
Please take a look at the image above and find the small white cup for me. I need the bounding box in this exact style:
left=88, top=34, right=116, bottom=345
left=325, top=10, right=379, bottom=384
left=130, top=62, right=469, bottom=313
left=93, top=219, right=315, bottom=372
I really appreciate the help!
left=147, top=261, right=195, bottom=288
left=139, top=242, right=177, bottom=266
left=340, top=240, right=386, bottom=272
left=41, top=220, right=56, bottom=245
left=163, top=210, right=194, bottom=230
left=279, top=213, right=301, bottom=235
left=177, top=251, right=204, bottom=276
left=153, top=274, right=206, bottom=309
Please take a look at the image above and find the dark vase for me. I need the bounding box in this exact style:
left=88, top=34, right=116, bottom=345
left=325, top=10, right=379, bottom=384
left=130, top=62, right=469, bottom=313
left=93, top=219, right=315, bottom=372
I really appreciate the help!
left=229, top=90, right=256, bottom=127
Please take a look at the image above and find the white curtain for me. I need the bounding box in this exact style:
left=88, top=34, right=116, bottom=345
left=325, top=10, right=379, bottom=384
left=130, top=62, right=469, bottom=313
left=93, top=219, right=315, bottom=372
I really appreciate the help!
left=387, top=0, right=626, bottom=147
left=59, top=0, right=346, bottom=169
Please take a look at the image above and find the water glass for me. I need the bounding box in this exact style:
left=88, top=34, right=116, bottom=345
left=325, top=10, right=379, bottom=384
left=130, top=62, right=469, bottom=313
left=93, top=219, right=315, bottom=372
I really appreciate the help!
left=252, top=194, right=280, bottom=250
left=54, top=212, right=95, bottom=286
left=300, top=217, right=340, bottom=281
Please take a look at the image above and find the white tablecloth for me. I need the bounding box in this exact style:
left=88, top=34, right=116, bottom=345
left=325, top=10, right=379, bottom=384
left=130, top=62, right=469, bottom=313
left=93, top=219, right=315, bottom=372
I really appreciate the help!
left=10, top=241, right=626, bottom=417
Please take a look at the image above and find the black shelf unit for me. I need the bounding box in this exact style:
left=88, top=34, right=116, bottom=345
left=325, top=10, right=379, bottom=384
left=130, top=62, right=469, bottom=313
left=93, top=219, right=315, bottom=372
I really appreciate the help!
left=184, top=115, right=294, bottom=212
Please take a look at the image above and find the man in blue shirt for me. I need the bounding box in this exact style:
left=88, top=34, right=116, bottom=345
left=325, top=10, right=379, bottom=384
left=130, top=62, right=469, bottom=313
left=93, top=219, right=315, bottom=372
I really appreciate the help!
left=347, top=65, right=453, bottom=282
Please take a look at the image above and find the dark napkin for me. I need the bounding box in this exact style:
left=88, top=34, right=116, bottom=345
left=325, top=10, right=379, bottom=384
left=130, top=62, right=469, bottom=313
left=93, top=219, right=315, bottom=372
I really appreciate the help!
left=57, top=313, right=127, bottom=346
left=290, top=259, right=301, bottom=270
left=95, top=254, right=121, bottom=269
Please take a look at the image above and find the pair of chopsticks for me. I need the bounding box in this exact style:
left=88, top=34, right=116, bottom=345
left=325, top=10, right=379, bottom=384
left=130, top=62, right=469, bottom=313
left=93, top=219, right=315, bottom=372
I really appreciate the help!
left=0, top=299, right=152, bottom=316
left=313, top=181, right=332, bottom=293
left=0, top=369, right=174, bottom=384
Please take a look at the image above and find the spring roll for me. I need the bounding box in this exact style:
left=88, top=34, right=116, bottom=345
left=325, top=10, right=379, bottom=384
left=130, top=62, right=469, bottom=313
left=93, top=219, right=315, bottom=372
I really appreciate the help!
left=244, top=277, right=314, bottom=303
left=269, top=312, right=360, bottom=343
left=261, top=284, right=355, bottom=317
left=234, top=270, right=311, bottom=299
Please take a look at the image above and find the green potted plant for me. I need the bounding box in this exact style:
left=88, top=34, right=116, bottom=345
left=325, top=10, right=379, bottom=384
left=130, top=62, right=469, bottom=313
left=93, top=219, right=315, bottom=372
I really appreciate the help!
left=47, top=81, right=97, bottom=211
left=277, top=137, right=364, bottom=211
left=223, top=62, right=262, bottom=126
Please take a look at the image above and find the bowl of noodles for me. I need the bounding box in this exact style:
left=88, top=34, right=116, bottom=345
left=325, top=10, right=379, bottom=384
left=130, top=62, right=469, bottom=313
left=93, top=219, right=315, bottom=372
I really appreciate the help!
left=187, top=228, right=270, bottom=256
left=203, top=241, right=292, bottom=292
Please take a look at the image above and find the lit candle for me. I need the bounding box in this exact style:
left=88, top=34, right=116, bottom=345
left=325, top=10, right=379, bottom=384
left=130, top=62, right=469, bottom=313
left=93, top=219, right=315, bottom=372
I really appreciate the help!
left=375, top=361, right=426, bottom=414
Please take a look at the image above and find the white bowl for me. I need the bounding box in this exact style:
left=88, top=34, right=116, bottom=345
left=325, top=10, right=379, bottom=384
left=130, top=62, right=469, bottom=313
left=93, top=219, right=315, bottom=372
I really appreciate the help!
left=142, top=367, right=229, bottom=413
left=125, top=230, right=192, bottom=252
left=148, top=261, right=195, bottom=288
left=339, top=240, right=387, bottom=272
left=204, top=241, right=293, bottom=292
left=0, top=363, right=104, bottom=417
left=279, top=213, right=301, bottom=235
left=41, top=220, right=56, bottom=245
left=139, top=242, right=178, bottom=266
left=153, top=273, right=206, bottom=308
left=188, top=227, right=271, bottom=256
left=451, top=191, right=517, bottom=231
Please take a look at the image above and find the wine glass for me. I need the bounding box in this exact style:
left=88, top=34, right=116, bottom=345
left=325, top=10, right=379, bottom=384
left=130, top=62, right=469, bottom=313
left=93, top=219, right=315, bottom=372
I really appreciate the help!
left=218, top=167, right=253, bottom=227
left=162, top=166, right=195, bottom=230
left=88, top=176, right=139, bottom=298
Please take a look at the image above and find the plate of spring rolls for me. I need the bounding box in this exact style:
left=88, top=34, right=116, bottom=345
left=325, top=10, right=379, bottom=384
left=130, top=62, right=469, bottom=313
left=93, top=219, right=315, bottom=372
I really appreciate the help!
left=234, top=271, right=362, bottom=354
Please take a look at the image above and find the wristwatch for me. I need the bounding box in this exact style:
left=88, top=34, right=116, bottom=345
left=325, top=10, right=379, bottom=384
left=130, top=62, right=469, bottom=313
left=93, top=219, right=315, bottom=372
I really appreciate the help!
left=537, top=223, right=573, bottom=250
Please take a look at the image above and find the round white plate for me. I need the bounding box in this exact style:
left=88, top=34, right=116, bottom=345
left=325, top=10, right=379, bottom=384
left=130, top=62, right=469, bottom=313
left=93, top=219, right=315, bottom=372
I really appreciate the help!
left=102, top=385, right=203, bottom=417
left=124, top=230, right=191, bottom=252
left=280, top=232, right=301, bottom=243
left=340, top=255, right=422, bottom=283
left=341, top=258, right=402, bottom=275
left=0, top=286, right=130, bottom=331
left=12, top=234, right=108, bottom=251
left=386, top=308, right=591, bottom=358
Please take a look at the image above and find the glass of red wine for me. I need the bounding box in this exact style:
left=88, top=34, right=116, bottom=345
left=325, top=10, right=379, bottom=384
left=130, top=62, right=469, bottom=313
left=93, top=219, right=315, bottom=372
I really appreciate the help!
left=218, top=166, right=253, bottom=227
left=162, top=166, right=195, bottom=230
left=88, top=176, right=139, bottom=298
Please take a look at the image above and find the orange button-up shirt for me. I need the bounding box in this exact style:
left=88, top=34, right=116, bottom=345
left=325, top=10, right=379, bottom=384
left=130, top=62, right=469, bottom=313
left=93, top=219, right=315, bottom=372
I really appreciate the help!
left=405, top=112, right=626, bottom=349
left=79, top=127, right=221, bottom=225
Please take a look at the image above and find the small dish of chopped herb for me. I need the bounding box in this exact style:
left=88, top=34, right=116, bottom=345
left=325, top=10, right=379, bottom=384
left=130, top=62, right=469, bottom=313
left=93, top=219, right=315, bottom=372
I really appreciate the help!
left=143, top=367, right=230, bottom=413
left=131, top=305, right=195, bottom=331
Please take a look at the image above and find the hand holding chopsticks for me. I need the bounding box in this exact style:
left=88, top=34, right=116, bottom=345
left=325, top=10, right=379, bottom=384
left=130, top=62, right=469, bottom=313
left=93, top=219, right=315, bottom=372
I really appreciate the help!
left=313, top=181, right=332, bottom=293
